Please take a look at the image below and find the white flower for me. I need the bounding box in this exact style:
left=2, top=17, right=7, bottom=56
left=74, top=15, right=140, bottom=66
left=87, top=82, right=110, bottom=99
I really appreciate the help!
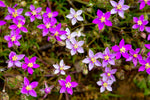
left=60, top=28, right=77, bottom=44
left=74, top=28, right=85, bottom=37
left=66, top=8, right=84, bottom=25
left=53, top=59, right=70, bottom=75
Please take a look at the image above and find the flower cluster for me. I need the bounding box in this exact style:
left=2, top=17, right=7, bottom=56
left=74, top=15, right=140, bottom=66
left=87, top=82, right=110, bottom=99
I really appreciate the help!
left=1, top=0, right=150, bottom=98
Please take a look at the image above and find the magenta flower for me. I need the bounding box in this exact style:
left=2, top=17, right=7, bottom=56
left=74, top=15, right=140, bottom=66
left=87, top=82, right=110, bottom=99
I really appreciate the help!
left=7, top=51, right=25, bottom=68
left=139, top=0, right=150, bottom=10
left=9, top=20, right=28, bottom=34
left=53, top=59, right=70, bottom=75
left=60, top=28, right=77, bottom=44
left=66, top=8, right=83, bottom=25
left=98, top=47, right=115, bottom=67
left=25, top=5, right=42, bottom=22
left=22, top=56, right=40, bottom=74
left=112, top=39, right=131, bottom=59
left=5, top=7, right=25, bottom=22
left=58, top=75, right=78, bottom=95
left=145, top=44, right=150, bottom=49
left=37, top=18, right=57, bottom=36
left=4, top=30, right=22, bottom=48
left=132, top=15, right=150, bottom=32
left=40, top=81, right=54, bottom=99
left=97, top=76, right=113, bottom=93
left=110, top=0, right=129, bottom=18
left=92, top=9, right=112, bottom=30
left=21, top=77, right=38, bottom=97
left=147, top=34, right=150, bottom=40
left=50, top=23, right=67, bottom=41
left=66, top=38, right=84, bottom=55
left=100, top=67, right=117, bottom=82
left=82, top=49, right=101, bottom=71
left=126, top=48, right=142, bottom=66
left=139, top=57, right=150, bottom=74
left=0, top=20, right=6, bottom=26
left=43, top=7, right=58, bottom=21
left=0, top=1, right=6, bottom=7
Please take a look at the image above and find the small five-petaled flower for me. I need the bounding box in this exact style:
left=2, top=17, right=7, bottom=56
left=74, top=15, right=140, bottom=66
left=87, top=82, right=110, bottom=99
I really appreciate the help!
left=58, top=75, right=78, bottom=95
left=66, top=8, right=83, bottom=25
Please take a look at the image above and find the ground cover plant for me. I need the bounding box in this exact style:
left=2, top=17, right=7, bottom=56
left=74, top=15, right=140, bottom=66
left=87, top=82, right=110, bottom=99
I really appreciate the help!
left=1, top=0, right=150, bottom=100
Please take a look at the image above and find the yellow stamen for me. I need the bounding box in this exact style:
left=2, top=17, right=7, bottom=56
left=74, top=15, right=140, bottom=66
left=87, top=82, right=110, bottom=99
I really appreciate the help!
left=117, top=4, right=122, bottom=10
left=91, top=57, right=96, bottom=63
left=11, top=36, right=16, bottom=42
left=120, top=47, right=126, bottom=53
left=104, top=55, right=109, bottom=61
left=74, top=14, right=77, bottom=18
left=103, top=82, right=108, bottom=87
left=107, top=73, right=111, bottom=76
left=133, top=54, right=137, bottom=58
left=60, top=66, right=64, bottom=70
left=48, top=13, right=52, bottom=18
left=137, top=20, right=142, bottom=25
left=28, top=63, right=33, bottom=68
left=144, top=0, right=148, bottom=3
left=12, top=56, right=18, bottom=61
left=26, top=85, right=32, bottom=91
left=74, top=44, right=78, bottom=49
left=46, top=23, right=51, bottom=28
left=17, top=23, right=22, bottom=28
left=145, top=63, right=150, bottom=69
left=54, top=31, right=59, bottom=36
left=32, top=10, right=37, bottom=15
left=67, top=35, right=71, bottom=39
left=12, top=9, right=18, bottom=18
left=100, top=16, right=105, bottom=22
left=65, top=82, right=71, bottom=88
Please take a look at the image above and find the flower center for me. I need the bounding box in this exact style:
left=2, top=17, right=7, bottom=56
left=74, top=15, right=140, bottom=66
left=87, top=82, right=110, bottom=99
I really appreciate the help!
left=74, top=44, right=78, bottom=49
left=54, top=31, right=59, bottom=36
left=144, top=0, right=148, bottom=3
left=45, top=88, right=50, bottom=93
left=32, top=10, right=37, bottom=15
left=12, top=55, right=18, bottom=61
left=133, top=54, right=137, bottom=58
left=48, top=13, right=52, bottom=18
left=120, top=47, right=126, bottom=53
left=74, top=14, right=78, bottom=18
left=12, top=9, right=18, bottom=18
left=91, top=57, right=96, bottom=63
left=67, top=35, right=71, bottom=39
left=65, top=82, right=71, bottom=88
left=137, top=20, right=142, bottom=25
left=107, top=73, right=111, bottom=76
left=60, top=66, right=64, bottom=70
left=11, top=36, right=16, bottom=42
left=46, top=23, right=51, bottom=28
left=17, top=23, right=22, bottom=28
left=145, top=63, right=150, bottom=69
left=117, top=4, right=122, bottom=10
left=26, top=85, right=32, bottom=91
left=103, top=82, right=108, bottom=87
left=104, top=55, right=109, bottom=61
left=100, top=16, right=106, bottom=22
left=28, top=63, right=33, bottom=68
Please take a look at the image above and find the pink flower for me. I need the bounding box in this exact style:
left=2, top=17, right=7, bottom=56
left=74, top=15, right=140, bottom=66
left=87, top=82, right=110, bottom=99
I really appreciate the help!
left=25, top=5, right=42, bottom=22
left=58, top=75, right=78, bottom=95
left=66, top=38, right=84, bottom=55
left=110, top=0, right=129, bottom=18
left=21, top=77, right=38, bottom=97
left=92, top=9, right=112, bottom=30
left=22, top=56, right=40, bottom=74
